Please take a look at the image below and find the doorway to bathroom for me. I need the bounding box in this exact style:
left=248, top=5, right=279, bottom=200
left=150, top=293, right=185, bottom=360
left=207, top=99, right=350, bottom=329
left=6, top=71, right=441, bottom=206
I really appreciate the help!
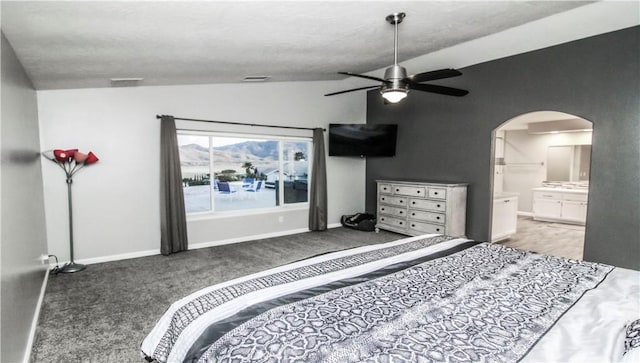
left=490, top=111, right=593, bottom=260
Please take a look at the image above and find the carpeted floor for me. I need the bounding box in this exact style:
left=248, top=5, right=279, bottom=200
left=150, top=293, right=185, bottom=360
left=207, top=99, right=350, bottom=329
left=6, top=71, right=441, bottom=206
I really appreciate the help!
left=30, top=228, right=403, bottom=362
left=30, top=219, right=584, bottom=362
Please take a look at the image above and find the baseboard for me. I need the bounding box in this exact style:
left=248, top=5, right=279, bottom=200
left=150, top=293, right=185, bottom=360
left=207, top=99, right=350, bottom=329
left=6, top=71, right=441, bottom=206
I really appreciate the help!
left=55, top=224, right=345, bottom=266
left=23, top=267, right=49, bottom=363
left=189, top=228, right=312, bottom=250
left=50, top=248, right=161, bottom=268
left=75, top=248, right=160, bottom=266
left=190, top=223, right=344, bottom=250
left=517, top=211, right=533, bottom=217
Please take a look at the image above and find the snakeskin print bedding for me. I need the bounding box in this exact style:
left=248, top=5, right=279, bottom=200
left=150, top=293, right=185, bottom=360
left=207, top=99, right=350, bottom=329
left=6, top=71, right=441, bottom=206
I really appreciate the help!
left=141, top=235, right=616, bottom=363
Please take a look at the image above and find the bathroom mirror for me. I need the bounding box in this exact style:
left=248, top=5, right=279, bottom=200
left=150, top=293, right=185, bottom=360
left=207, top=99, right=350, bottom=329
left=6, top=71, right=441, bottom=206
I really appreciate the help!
left=547, top=145, right=591, bottom=181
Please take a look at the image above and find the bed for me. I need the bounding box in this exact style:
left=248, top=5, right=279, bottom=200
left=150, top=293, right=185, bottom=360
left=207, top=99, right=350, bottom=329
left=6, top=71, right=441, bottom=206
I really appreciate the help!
left=141, top=234, right=640, bottom=363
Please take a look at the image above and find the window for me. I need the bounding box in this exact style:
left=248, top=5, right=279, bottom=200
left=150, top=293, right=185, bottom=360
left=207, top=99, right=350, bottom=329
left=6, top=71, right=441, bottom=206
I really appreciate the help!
left=178, top=132, right=311, bottom=214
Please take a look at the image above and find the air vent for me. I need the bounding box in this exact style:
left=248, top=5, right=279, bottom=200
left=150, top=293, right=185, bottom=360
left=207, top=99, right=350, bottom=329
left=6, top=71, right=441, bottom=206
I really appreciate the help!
left=243, top=76, right=271, bottom=82
left=110, top=78, right=143, bottom=87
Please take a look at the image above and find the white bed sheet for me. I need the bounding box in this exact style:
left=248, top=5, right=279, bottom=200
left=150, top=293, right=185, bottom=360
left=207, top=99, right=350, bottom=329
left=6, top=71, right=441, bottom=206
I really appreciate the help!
left=523, top=267, right=640, bottom=362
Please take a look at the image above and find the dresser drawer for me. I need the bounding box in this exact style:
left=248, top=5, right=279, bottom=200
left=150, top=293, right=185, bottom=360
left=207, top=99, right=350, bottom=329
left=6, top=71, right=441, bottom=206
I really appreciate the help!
left=409, top=210, right=445, bottom=224
left=378, top=215, right=407, bottom=229
left=378, top=183, right=393, bottom=194
left=428, top=188, right=447, bottom=200
left=409, top=198, right=446, bottom=212
left=562, top=193, right=588, bottom=202
left=392, top=185, right=427, bottom=197
left=533, top=191, right=563, bottom=200
left=378, top=205, right=407, bottom=218
left=409, top=221, right=444, bottom=234
left=379, top=195, right=407, bottom=207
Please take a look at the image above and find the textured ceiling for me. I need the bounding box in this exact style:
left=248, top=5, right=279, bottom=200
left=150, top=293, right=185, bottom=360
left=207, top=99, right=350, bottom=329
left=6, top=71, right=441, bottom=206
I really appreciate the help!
left=2, top=1, right=591, bottom=90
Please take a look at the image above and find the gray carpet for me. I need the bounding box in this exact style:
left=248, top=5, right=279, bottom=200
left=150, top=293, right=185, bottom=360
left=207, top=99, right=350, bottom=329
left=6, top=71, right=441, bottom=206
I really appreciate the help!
left=30, top=227, right=403, bottom=362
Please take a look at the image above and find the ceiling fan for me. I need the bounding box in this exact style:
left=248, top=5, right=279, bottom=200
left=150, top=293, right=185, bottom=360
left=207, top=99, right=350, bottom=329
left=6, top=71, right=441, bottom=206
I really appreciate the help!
left=325, top=12, right=469, bottom=103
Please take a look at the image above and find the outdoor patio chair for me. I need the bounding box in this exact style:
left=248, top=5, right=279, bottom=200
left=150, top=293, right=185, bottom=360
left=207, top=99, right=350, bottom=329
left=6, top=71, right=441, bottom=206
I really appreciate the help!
left=244, top=181, right=263, bottom=199
left=217, top=181, right=237, bottom=201
left=242, top=177, right=255, bottom=189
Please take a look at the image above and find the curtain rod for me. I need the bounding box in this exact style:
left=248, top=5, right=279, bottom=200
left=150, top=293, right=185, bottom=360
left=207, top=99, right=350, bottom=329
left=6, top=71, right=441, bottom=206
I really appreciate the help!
left=156, top=115, right=325, bottom=132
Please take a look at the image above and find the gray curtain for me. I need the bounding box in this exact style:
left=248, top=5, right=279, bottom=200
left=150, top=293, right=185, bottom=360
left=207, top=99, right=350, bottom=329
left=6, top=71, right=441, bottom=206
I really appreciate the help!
left=309, top=128, right=328, bottom=231
left=160, top=115, right=188, bottom=255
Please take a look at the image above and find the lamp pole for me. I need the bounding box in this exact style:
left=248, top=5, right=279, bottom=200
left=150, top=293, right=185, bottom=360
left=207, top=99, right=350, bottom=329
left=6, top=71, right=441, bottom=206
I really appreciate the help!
left=62, top=174, right=85, bottom=273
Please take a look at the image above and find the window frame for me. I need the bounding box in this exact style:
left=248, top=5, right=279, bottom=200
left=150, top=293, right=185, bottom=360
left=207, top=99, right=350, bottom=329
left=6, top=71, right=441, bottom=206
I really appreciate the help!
left=177, top=129, right=313, bottom=218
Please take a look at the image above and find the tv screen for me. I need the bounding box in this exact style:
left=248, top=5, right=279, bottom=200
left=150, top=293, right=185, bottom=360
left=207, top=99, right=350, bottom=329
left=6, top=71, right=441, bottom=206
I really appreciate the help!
left=329, top=124, right=398, bottom=157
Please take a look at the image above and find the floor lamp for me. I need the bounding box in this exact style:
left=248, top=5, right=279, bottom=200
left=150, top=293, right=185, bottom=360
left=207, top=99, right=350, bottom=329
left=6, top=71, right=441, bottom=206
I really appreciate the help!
left=43, top=149, right=99, bottom=273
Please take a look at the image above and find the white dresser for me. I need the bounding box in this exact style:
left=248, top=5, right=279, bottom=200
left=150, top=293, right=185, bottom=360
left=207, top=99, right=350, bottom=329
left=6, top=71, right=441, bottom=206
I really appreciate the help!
left=532, top=187, right=588, bottom=225
left=375, top=180, right=467, bottom=237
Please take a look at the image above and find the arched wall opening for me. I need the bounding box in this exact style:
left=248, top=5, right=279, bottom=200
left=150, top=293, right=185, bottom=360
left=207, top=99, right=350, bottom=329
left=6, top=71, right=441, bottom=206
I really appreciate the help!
left=489, top=110, right=593, bottom=259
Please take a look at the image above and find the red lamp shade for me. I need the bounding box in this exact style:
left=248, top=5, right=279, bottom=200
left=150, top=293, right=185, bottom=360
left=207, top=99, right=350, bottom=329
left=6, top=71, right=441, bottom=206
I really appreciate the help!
left=84, top=151, right=99, bottom=165
left=74, top=152, right=89, bottom=163
left=53, top=149, right=79, bottom=162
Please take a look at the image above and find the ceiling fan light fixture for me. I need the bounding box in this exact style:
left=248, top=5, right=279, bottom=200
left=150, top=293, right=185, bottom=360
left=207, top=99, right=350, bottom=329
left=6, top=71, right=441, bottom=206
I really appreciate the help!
left=324, top=12, right=468, bottom=100
left=381, top=89, right=408, bottom=103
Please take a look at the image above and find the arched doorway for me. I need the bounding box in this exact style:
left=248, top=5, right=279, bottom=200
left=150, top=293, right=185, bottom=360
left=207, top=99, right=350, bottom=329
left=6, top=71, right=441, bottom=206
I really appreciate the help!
left=490, top=111, right=592, bottom=260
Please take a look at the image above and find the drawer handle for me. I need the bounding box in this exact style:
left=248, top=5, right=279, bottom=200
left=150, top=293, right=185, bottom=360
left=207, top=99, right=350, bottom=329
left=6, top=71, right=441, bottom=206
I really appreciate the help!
left=383, top=187, right=387, bottom=191
left=416, top=190, right=421, bottom=194
left=381, top=217, right=385, bottom=221
left=434, top=192, right=438, bottom=195
left=412, top=201, right=416, bottom=205
left=437, top=204, right=441, bottom=208
left=436, top=216, right=440, bottom=220
left=381, top=208, right=385, bottom=211
left=399, top=211, right=403, bottom=214
left=381, top=197, right=385, bottom=201
left=504, top=200, right=509, bottom=203
left=411, top=212, right=415, bottom=216
left=399, top=221, right=403, bottom=225
left=399, top=200, right=404, bottom=203
left=436, top=228, right=441, bottom=232
left=411, top=224, right=415, bottom=227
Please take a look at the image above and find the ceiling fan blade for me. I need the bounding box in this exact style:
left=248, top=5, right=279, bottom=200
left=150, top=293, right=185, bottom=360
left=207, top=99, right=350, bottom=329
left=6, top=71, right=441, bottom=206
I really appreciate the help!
left=408, top=69, right=462, bottom=83
left=409, top=83, right=469, bottom=97
left=324, top=85, right=380, bottom=96
left=338, top=72, right=388, bottom=83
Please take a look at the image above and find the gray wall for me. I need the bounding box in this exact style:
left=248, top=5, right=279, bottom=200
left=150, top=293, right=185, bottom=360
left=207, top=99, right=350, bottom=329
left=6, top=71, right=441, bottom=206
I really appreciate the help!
left=1, top=32, right=48, bottom=362
left=366, top=26, right=639, bottom=270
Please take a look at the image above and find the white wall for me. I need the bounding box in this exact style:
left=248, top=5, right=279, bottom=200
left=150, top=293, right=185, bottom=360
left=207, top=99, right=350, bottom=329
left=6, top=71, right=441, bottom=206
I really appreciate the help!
left=37, top=81, right=367, bottom=263
left=1, top=33, right=48, bottom=363
left=502, top=129, right=592, bottom=212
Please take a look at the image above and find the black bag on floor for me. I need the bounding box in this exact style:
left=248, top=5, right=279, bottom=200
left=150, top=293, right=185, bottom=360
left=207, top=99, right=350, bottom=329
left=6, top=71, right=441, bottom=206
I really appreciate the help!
left=341, top=212, right=376, bottom=232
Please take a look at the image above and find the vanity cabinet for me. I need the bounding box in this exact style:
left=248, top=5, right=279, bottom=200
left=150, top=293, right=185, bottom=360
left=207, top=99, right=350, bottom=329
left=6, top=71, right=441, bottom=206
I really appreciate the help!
left=376, top=180, right=467, bottom=237
left=532, top=188, right=587, bottom=225
left=491, top=194, right=518, bottom=242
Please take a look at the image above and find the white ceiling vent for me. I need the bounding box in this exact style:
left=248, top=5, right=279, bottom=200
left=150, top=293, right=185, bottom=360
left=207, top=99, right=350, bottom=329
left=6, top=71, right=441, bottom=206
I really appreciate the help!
left=243, top=76, right=271, bottom=82
left=110, top=78, right=143, bottom=87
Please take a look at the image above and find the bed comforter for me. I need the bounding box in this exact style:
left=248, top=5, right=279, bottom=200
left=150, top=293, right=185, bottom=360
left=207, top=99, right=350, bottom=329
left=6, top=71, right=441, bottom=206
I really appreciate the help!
left=141, top=234, right=639, bottom=363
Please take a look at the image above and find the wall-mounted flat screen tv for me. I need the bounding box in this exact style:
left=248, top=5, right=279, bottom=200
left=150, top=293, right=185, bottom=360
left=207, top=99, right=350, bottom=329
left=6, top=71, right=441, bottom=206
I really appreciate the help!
left=329, top=124, right=398, bottom=157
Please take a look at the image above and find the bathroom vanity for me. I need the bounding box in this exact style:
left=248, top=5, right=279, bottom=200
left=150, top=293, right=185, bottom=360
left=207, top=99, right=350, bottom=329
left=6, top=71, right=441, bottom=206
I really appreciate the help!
left=532, top=187, right=588, bottom=225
